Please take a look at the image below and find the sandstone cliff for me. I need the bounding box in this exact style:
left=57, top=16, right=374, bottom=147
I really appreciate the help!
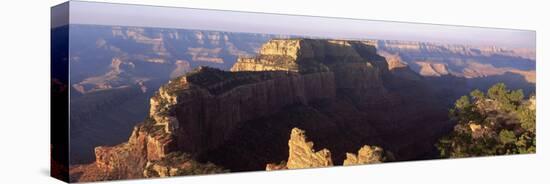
left=69, top=120, right=227, bottom=182
left=151, top=66, right=336, bottom=155
left=232, top=39, right=391, bottom=108
left=70, top=38, right=453, bottom=182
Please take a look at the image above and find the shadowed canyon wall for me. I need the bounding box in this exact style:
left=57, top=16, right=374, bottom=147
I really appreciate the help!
left=70, top=38, right=529, bottom=182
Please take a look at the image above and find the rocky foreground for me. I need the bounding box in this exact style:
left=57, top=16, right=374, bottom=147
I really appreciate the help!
left=70, top=39, right=454, bottom=182
left=266, top=127, right=389, bottom=170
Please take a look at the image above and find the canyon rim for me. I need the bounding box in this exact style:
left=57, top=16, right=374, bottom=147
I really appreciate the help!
left=51, top=2, right=536, bottom=183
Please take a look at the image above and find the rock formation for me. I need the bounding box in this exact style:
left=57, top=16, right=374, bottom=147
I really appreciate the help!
left=69, top=122, right=226, bottom=182
left=70, top=38, right=454, bottom=182
left=374, top=40, right=535, bottom=60
left=232, top=39, right=391, bottom=108
left=373, top=40, right=536, bottom=86
left=149, top=66, right=336, bottom=155
left=286, top=128, right=333, bottom=169
left=143, top=152, right=226, bottom=178
left=416, top=61, right=451, bottom=77
left=343, top=145, right=385, bottom=166
left=69, top=27, right=535, bottom=167
left=266, top=128, right=386, bottom=170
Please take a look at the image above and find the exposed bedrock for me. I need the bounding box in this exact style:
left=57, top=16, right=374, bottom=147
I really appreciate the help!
left=70, top=38, right=453, bottom=181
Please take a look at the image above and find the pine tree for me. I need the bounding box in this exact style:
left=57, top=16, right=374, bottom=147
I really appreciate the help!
left=436, top=83, right=536, bottom=158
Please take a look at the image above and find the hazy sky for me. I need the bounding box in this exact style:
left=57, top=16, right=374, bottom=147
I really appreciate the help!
left=53, top=1, right=536, bottom=49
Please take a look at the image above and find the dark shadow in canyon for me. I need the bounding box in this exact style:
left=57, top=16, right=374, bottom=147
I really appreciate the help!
left=196, top=72, right=534, bottom=172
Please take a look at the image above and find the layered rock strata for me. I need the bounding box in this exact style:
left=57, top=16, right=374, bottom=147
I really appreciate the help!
left=286, top=128, right=334, bottom=169
left=70, top=38, right=451, bottom=181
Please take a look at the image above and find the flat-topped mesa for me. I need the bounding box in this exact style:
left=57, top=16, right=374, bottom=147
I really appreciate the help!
left=232, top=39, right=391, bottom=108
left=231, top=39, right=389, bottom=74
left=258, top=39, right=307, bottom=60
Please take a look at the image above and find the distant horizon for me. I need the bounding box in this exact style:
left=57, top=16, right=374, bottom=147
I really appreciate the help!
left=54, top=1, right=536, bottom=50
left=66, top=24, right=535, bottom=53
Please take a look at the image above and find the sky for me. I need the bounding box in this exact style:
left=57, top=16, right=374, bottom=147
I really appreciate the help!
left=52, top=1, right=536, bottom=49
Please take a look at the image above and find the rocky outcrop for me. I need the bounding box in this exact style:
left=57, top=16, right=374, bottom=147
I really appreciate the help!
left=416, top=61, right=451, bottom=77
left=72, top=58, right=140, bottom=94
left=267, top=128, right=386, bottom=170
left=69, top=123, right=173, bottom=181
left=70, top=38, right=453, bottom=181
left=150, top=66, right=336, bottom=155
left=286, top=128, right=334, bottom=169
left=231, top=40, right=305, bottom=72
left=232, top=39, right=391, bottom=108
left=143, top=152, right=226, bottom=178
left=69, top=122, right=225, bottom=182
left=146, top=39, right=393, bottom=156
left=343, top=145, right=385, bottom=166
left=232, top=39, right=388, bottom=73
left=377, top=51, right=407, bottom=70
left=70, top=66, right=337, bottom=181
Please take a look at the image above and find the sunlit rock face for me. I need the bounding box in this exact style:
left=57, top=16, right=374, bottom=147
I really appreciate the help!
left=343, top=145, right=385, bottom=166
left=373, top=40, right=536, bottom=85
left=232, top=39, right=391, bottom=108
left=265, top=128, right=387, bottom=170
left=69, top=38, right=457, bottom=181
left=286, top=128, right=334, bottom=169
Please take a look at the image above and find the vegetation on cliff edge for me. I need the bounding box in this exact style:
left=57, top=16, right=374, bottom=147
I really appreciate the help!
left=436, top=83, right=536, bottom=158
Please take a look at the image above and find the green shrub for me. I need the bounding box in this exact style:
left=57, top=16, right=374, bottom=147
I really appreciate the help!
left=436, top=83, right=535, bottom=158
